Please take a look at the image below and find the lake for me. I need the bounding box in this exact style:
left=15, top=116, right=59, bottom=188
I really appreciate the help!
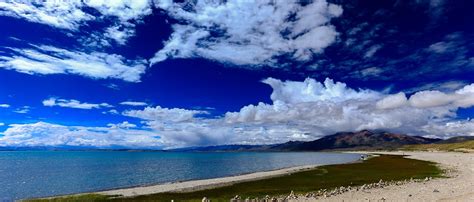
left=0, top=151, right=360, bottom=200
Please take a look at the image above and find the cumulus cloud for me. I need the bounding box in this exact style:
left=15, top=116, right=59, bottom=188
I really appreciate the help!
left=120, top=101, right=148, bottom=106
left=43, top=98, right=112, bottom=109
left=151, top=0, right=343, bottom=66
left=2, top=78, right=474, bottom=148
left=225, top=78, right=474, bottom=142
left=261, top=77, right=381, bottom=104
left=0, top=104, right=10, bottom=108
left=408, top=84, right=474, bottom=108
left=376, top=92, right=408, bottom=109
left=0, top=123, right=4, bottom=126
left=0, top=45, right=147, bottom=82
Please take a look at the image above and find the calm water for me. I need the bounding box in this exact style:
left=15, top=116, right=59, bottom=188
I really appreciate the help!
left=0, top=151, right=360, bottom=200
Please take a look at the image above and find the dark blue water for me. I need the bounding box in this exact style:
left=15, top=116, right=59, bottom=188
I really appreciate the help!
left=0, top=151, right=360, bottom=200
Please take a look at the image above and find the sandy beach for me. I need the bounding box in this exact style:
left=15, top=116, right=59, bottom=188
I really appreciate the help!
left=311, top=151, right=474, bottom=202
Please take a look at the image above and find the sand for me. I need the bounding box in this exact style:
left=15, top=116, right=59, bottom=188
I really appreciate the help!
left=310, top=151, right=474, bottom=202
left=98, top=151, right=474, bottom=201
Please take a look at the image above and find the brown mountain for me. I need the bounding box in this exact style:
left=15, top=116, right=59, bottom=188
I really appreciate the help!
left=270, top=130, right=440, bottom=151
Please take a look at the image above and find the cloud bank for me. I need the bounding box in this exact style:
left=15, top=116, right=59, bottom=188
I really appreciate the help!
left=2, top=78, right=474, bottom=148
left=0, top=122, right=161, bottom=148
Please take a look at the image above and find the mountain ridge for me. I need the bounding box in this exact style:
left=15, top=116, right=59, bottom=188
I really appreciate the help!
left=171, top=130, right=442, bottom=152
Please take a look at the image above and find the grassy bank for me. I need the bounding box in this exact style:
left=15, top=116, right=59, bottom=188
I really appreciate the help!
left=29, top=154, right=443, bottom=202
left=403, top=140, right=474, bottom=152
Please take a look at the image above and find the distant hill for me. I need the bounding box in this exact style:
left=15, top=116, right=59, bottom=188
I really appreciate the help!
left=171, top=130, right=442, bottom=152
left=403, top=140, right=474, bottom=152
left=435, top=136, right=474, bottom=144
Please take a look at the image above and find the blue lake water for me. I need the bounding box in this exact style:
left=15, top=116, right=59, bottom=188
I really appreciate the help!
left=0, top=151, right=360, bottom=200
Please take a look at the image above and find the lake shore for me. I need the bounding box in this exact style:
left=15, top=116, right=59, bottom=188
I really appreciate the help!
left=96, top=151, right=473, bottom=201
left=31, top=151, right=471, bottom=201
left=303, top=151, right=474, bottom=201
left=96, top=163, right=336, bottom=197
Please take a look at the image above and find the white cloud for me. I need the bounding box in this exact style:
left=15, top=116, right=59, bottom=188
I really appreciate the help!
left=422, top=119, right=474, bottom=138
left=0, top=122, right=162, bottom=148
left=107, top=121, right=136, bottom=129
left=0, top=45, right=147, bottom=82
left=0, top=104, right=10, bottom=108
left=123, top=106, right=208, bottom=122
left=43, top=98, right=112, bottom=109
left=376, top=92, right=408, bottom=109
left=408, top=91, right=453, bottom=108
left=151, top=0, right=342, bottom=66
left=405, top=80, right=468, bottom=93
left=13, top=106, right=30, bottom=114
left=0, top=1, right=93, bottom=30
left=408, top=85, right=474, bottom=108
left=120, top=101, right=148, bottom=106
left=0, top=0, right=153, bottom=45
left=428, top=41, right=451, bottom=53
left=104, top=25, right=136, bottom=45
left=225, top=78, right=474, bottom=142
left=358, top=67, right=384, bottom=77
left=0, top=123, right=4, bottom=126
left=2, top=78, right=474, bottom=149
left=364, top=44, right=382, bottom=58
left=103, top=109, right=119, bottom=115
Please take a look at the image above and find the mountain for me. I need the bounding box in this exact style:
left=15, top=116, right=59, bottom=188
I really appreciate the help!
left=271, top=130, right=440, bottom=151
left=174, top=130, right=441, bottom=152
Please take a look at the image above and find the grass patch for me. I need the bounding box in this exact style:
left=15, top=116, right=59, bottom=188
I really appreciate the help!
left=403, top=140, right=474, bottom=152
left=27, top=194, right=113, bottom=202
left=30, top=154, right=443, bottom=202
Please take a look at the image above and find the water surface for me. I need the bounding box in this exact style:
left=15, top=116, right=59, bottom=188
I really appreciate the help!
left=0, top=151, right=360, bottom=200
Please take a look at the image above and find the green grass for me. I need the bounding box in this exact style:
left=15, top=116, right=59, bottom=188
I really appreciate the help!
left=403, top=140, right=474, bottom=152
left=29, top=154, right=443, bottom=202
left=27, top=194, right=112, bottom=202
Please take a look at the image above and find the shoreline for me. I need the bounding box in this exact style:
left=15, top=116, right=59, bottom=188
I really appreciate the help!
left=95, top=151, right=473, bottom=201
left=95, top=163, right=338, bottom=197
left=92, top=154, right=366, bottom=197
left=25, top=152, right=363, bottom=200
left=35, top=151, right=473, bottom=201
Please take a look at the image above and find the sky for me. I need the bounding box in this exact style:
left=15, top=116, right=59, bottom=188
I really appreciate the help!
left=0, top=0, right=473, bottom=149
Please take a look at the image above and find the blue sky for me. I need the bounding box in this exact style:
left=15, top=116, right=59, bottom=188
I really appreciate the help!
left=0, top=0, right=473, bottom=149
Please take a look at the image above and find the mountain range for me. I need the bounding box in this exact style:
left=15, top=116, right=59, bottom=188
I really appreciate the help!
left=171, top=130, right=445, bottom=152
left=2, top=130, right=472, bottom=152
